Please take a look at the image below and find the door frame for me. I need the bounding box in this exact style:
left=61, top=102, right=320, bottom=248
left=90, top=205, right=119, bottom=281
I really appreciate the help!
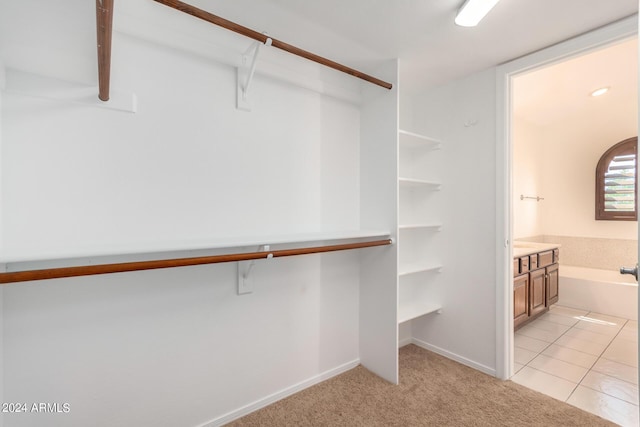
left=494, top=15, right=638, bottom=380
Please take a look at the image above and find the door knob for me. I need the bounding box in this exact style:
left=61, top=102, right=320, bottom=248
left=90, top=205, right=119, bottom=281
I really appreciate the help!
left=620, top=264, right=638, bottom=281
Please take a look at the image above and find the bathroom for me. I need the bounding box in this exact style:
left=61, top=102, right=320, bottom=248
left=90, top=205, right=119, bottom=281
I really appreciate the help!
left=510, top=36, right=638, bottom=425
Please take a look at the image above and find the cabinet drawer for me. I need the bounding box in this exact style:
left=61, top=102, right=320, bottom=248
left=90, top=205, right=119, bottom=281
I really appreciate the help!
left=530, top=254, right=538, bottom=270
left=538, top=251, right=553, bottom=268
left=520, top=256, right=529, bottom=274
left=513, top=258, right=520, bottom=276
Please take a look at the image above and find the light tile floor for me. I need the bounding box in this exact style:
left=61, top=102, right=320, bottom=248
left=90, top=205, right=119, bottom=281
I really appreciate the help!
left=512, top=305, right=639, bottom=427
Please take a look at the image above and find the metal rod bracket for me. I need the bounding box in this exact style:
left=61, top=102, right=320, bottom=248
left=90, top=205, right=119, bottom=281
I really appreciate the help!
left=236, top=37, right=271, bottom=111
left=237, top=245, right=272, bottom=294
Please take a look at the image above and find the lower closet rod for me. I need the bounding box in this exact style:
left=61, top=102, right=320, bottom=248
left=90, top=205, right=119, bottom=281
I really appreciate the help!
left=0, top=239, right=392, bottom=284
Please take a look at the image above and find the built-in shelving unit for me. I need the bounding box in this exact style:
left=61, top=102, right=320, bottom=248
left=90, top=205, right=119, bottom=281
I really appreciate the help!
left=397, top=129, right=443, bottom=324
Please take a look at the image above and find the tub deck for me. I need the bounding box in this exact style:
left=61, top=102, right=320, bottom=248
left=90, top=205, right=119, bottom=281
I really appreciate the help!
left=559, top=265, right=637, bottom=321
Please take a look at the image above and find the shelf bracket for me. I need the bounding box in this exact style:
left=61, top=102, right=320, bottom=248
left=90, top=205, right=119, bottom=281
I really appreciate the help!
left=237, top=245, right=273, bottom=295
left=236, top=37, right=272, bottom=111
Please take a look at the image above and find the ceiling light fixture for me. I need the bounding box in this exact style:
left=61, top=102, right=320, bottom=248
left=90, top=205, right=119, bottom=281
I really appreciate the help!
left=590, top=87, right=610, bottom=97
left=455, top=0, right=501, bottom=27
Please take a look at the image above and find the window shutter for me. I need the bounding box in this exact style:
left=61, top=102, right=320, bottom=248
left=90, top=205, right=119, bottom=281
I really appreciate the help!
left=604, top=153, right=636, bottom=213
left=596, top=137, right=637, bottom=221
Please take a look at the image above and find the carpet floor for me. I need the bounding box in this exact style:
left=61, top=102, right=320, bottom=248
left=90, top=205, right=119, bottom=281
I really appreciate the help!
left=230, top=344, right=615, bottom=426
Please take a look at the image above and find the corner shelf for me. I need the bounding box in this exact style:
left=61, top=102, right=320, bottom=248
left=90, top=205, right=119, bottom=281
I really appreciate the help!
left=398, top=177, right=441, bottom=190
left=398, top=264, right=442, bottom=277
left=398, top=223, right=442, bottom=231
left=398, top=129, right=442, bottom=150
left=398, top=302, right=441, bottom=324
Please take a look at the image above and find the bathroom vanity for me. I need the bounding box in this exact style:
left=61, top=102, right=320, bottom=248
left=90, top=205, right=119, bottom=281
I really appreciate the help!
left=513, top=242, right=560, bottom=330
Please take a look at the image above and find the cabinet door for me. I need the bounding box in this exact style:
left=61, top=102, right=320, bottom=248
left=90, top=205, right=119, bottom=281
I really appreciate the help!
left=514, top=273, right=529, bottom=329
left=547, top=263, right=559, bottom=306
left=529, top=268, right=546, bottom=317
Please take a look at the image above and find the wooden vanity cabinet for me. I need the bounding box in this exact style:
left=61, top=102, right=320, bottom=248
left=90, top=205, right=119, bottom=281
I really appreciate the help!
left=547, top=263, right=559, bottom=305
left=513, top=247, right=560, bottom=330
left=529, top=268, right=546, bottom=318
left=514, top=273, right=529, bottom=328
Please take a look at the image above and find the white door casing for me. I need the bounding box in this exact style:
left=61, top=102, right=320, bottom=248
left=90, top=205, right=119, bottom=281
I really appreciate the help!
left=494, top=15, right=638, bottom=380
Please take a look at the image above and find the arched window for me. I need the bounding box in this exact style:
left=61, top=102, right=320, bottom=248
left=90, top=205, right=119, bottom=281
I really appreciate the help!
left=595, top=136, right=637, bottom=221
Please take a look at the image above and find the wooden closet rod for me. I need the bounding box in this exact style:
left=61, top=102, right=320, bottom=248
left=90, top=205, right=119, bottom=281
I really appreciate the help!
left=0, top=239, right=392, bottom=284
left=151, top=0, right=393, bottom=90
left=96, top=0, right=114, bottom=101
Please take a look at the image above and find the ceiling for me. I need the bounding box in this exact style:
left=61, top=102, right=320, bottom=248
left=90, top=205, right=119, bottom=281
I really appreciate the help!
left=211, top=0, right=638, bottom=92
left=0, top=0, right=638, bottom=94
left=514, top=37, right=638, bottom=128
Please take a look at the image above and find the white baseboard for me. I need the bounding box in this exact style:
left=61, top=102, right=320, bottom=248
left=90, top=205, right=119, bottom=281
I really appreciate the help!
left=398, top=336, right=413, bottom=348
left=197, top=340, right=495, bottom=426
left=198, top=359, right=360, bottom=427
left=410, top=338, right=496, bottom=377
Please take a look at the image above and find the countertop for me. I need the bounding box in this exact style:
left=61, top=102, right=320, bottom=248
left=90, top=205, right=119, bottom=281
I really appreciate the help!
left=513, top=241, right=560, bottom=258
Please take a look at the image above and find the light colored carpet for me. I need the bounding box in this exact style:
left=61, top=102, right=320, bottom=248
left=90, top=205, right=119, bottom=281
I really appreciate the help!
left=230, top=344, right=615, bottom=426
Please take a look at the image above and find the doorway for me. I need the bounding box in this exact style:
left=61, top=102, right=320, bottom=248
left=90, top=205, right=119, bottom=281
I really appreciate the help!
left=495, top=15, right=639, bottom=426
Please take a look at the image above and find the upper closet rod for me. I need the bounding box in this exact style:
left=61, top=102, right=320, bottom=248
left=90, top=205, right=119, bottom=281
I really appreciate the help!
left=151, top=0, right=393, bottom=90
left=96, top=0, right=114, bottom=101
left=0, top=239, right=392, bottom=284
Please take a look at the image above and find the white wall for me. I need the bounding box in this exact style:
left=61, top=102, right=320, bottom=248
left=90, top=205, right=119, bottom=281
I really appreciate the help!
left=512, top=45, right=638, bottom=241
left=0, top=6, right=367, bottom=427
left=4, top=255, right=360, bottom=427
left=512, top=117, right=545, bottom=239
left=513, top=103, right=638, bottom=241
left=1, top=41, right=359, bottom=255
left=540, top=108, right=637, bottom=240
left=409, top=68, right=498, bottom=375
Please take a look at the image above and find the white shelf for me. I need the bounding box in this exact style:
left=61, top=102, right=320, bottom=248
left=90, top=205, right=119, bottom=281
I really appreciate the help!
left=398, top=130, right=441, bottom=150
left=398, top=302, right=441, bottom=324
left=398, top=264, right=442, bottom=277
left=398, top=223, right=442, bottom=231
left=398, top=177, right=441, bottom=189
left=0, top=229, right=391, bottom=271
left=397, top=129, right=442, bottom=328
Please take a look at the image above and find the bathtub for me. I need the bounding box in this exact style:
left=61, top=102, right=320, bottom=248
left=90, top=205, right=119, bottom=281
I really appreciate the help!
left=559, top=265, right=637, bottom=321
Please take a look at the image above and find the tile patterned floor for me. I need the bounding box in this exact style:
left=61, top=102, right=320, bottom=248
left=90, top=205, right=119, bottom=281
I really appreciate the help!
left=512, top=305, right=639, bottom=427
